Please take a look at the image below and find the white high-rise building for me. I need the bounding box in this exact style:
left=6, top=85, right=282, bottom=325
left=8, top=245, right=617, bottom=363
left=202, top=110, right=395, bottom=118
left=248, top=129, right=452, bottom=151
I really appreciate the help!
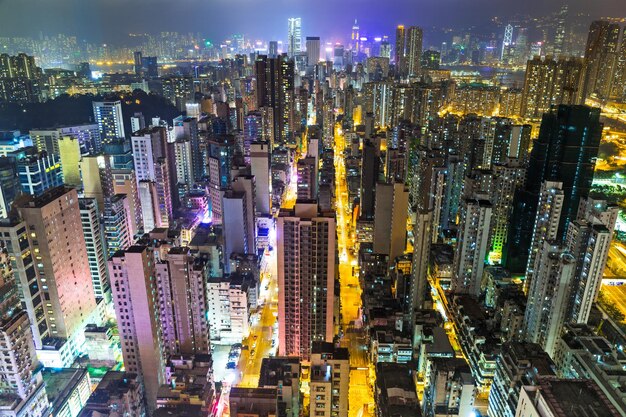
left=288, top=18, right=302, bottom=58
left=565, top=197, right=617, bottom=324
left=277, top=202, right=335, bottom=359
left=79, top=198, right=110, bottom=301
left=92, top=100, right=125, bottom=144
left=453, top=197, right=493, bottom=296
left=524, top=181, right=564, bottom=293
left=523, top=241, right=575, bottom=357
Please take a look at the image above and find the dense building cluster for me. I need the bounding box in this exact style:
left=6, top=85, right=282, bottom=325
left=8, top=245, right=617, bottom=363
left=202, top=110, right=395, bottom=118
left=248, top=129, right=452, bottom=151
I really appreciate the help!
left=0, top=8, right=625, bottom=417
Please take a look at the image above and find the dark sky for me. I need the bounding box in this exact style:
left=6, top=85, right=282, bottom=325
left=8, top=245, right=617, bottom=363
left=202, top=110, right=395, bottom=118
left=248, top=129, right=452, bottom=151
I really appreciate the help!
left=0, top=0, right=623, bottom=43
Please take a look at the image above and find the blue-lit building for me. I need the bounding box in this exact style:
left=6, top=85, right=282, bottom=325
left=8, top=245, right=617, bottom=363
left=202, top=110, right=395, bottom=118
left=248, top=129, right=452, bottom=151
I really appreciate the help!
left=0, top=157, right=21, bottom=218
left=10, top=147, right=63, bottom=196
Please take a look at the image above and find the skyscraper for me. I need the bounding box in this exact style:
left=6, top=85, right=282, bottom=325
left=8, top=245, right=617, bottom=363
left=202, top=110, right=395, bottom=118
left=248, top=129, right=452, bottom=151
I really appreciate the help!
left=505, top=105, right=602, bottom=273
left=250, top=141, right=271, bottom=215
left=395, top=25, right=406, bottom=77
left=521, top=56, right=584, bottom=119
left=523, top=241, right=575, bottom=357
left=406, top=26, right=423, bottom=78
left=582, top=20, right=621, bottom=100
left=277, top=202, right=335, bottom=359
left=287, top=18, right=302, bottom=58
left=16, top=187, right=97, bottom=365
left=306, top=36, right=320, bottom=66
left=79, top=198, right=111, bottom=302
left=92, top=100, right=125, bottom=143
left=453, top=197, right=492, bottom=296
left=373, top=182, right=409, bottom=263
left=108, top=246, right=165, bottom=413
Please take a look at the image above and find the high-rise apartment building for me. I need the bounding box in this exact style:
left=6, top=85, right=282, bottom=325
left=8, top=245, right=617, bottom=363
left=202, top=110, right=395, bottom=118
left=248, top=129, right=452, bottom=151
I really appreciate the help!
left=156, top=247, right=211, bottom=356
left=15, top=187, right=97, bottom=364
left=30, top=124, right=100, bottom=155
left=406, top=26, right=423, bottom=78
left=373, top=182, right=409, bottom=263
left=523, top=241, right=575, bottom=357
left=488, top=342, right=555, bottom=417
left=453, top=197, right=492, bottom=296
left=0, top=248, right=49, bottom=417
left=395, top=25, right=406, bottom=77
left=93, top=100, right=126, bottom=143
left=582, top=20, right=621, bottom=100
left=108, top=246, right=165, bottom=413
left=524, top=181, right=564, bottom=293
left=79, top=198, right=111, bottom=301
left=11, top=148, right=63, bottom=196
left=521, top=56, right=584, bottom=119
left=277, top=202, right=335, bottom=359
left=250, top=141, right=271, bottom=215
left=103, top=194, right=132, bottom=255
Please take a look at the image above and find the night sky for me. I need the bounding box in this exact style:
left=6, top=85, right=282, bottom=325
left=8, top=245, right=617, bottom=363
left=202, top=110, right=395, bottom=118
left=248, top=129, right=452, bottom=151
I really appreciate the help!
left=0, top=0, right=623, bottom=43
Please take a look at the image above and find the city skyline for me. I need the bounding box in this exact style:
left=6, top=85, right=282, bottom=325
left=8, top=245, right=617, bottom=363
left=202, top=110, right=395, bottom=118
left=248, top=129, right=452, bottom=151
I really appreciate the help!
left=0, top=0, right=624, bottom=44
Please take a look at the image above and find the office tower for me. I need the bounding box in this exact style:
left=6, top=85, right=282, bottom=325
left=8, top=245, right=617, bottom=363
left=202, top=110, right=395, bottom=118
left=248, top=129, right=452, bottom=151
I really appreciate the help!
left=521, top=56, right=584, bottom=119
left=0, top=158, right=20, bottom=218
left=133, top=51, right=143, bottom=75
left=30, top=124, right=101, bottom=156
left=269, top=41, right=278, bottom=58
left=108, top=246, right=165, bottom=413
left=360, top=140, right=380, bottom=220
left=58, top=136, right=82, bottom=187
left=422, top=358, right=474, bottom=417
left=524, top=181, right=564, bottom=293
left=296, top=157, right=317, bottom=200
left=523, top=241, right=575, bottom=357
left=553, top=6, right=567, bottom=55
left=501, top=24, right=514, bottom=62
left=93, top=100, right=125, bottom=143
left=565, top=200, right=615, bottom=324
left=488, top=342, right=555, bottom=417
left=277, top=202, right=335, bottom=359
left=309, top=342, right=349, bottom=417
left=306, top=36, right=320, bottom=66
left=395, top=25, right=406, bottom=76
left=351, top=19, right=360, bottom=51
left=79, top=198, right=111, bottom=302
left=287, top=18, right=302, bottom=58
left=13, top=148, right=62, bottom=196
left=380, top=38, right=391, bottom=59
left=103, top=194, right=132, bottom=255
left=250, top=141, right=271, bottom=215
left=16, top=187, right=97, bottom=363
left=156, top=247, right=211, bottom=355
left=373, top=182, right=409, bottom=262
left=406, top=26, right=423, bottom=78
left=453, top=197, right=492, bottom=296
left=0, top=247, right=49, bottom=417
left=489, top=161, right=526, bottom=265
left=582, top=20, right=621, bottom=100
left=506, top=105, right=602, bottom=273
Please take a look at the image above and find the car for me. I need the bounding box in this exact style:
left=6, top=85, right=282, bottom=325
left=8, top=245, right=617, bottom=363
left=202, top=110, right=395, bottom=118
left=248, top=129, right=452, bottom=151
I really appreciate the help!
left=226, top=362, right=236, bottom=369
